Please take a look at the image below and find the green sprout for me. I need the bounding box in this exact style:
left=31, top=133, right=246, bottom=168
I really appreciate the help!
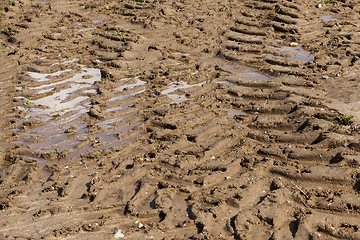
left=115, top=30, right=122, bottom=36
left=25, top=116, right=32, bottom=125
left=24, top=96, right=30, bottom=105
left=1, top=26, right=9, bottom=34
left=62, top=107, right=66, bottom=114
left=9, top=0, right=14, bottom=6
left=337, top=115, right=354, bottom=125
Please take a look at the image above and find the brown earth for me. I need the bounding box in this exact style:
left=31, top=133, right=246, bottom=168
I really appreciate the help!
left=1, top=0, right=360, bottom=239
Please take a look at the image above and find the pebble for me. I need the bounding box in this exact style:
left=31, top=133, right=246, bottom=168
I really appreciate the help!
left=290, top=42, right=298, bottom=47
left=114, top=229, right=124, bottom=238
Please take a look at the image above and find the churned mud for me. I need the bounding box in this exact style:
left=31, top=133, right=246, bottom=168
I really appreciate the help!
left=1, top=0, right=360, bottom=239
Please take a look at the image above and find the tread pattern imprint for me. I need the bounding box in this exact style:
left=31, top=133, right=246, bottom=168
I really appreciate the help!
left=1, top=0, right=360, bottom=239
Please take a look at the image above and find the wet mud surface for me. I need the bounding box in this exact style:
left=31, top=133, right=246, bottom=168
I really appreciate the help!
left=1, top=0, right=360, bottom=239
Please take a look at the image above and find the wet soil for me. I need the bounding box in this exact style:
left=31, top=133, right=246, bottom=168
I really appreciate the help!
left=1, top=0, right=360, bottom=239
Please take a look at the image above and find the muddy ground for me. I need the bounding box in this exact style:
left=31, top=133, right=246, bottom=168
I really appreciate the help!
left=1, top=0, right=360, bottom=239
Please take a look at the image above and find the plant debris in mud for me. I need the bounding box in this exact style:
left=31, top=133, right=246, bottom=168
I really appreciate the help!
left=337, top=114, right=354, bottom=125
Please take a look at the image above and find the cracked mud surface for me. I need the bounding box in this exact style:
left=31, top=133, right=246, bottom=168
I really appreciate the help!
left=1, top=0, right=360, bottom=239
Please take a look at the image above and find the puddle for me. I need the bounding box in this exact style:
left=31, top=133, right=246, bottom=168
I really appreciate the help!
left=26, top=66, right=101, bottom=120
left=161, top=81, right=203, bottom=103
left=51, top=58, right=79, bottom=66
left=106, top=104, right=130, bottom=112
left=109, top=89, right=146, bottom=102
left=222, top=107, right=249, bottom=128
left=172, top=52, right=190, bottom=56
left=219, top=61, right=268, bottom=80
left=115, top=76, right=147, bottom=91
left=97, top=113, right=136, bottom=129
left=223, top=94, right=235, bottom=98
left=84, top=89, right=97, bottom=94
left=105, top=76, right=147, bottom=102
left=28, top=69, right=73, bottom=82
left=216, top=80, right=235, bottom=86
left=322, top=15, right=337, bottom=22
left=11, top=63, right=148, bottom=170
left=238, top=72, right=268, bottom=80
left=93, top=19, right=107, bottom=24
left=78, top=27, right=97, bottom=32
left=222, top=107, right=245, bottom=118
left=270, top=45, right=314, bottom=63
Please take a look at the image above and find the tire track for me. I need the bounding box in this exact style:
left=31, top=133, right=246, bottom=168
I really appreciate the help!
left=1, top=0, right=360, bottom=239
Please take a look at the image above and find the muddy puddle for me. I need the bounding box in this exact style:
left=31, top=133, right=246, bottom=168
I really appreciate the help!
left=12, top=60, right=149, bottom=168
left=270, top=45, right=314, bottom=63
left=24, top=62, right=100, bottom=120
left=321, top=15, right=337, bottom=22
left=161, top=80, right=203, bottom=103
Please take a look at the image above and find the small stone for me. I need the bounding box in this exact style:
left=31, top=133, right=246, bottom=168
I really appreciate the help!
left=114, top=229, right=124, bottom=238
left=317, top=3, right=322, bottom=8
left=322, top=76, right=329, bottom=79
left=290, top=42, right=298, bottom=47
left=138, top=223, right=144, bottom=228
left=270, top=178, right=283, bottom=190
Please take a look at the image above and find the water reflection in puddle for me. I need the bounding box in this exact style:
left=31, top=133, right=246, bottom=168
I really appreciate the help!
left=222, top=107, right=249, bottom=128
left=14, top=61, right=148, bottom=169
left=115, top=76, right=146, bottom=91
left=222, top=107, right=245, bottom=118
left=78, top=27, right=97, bottom=32
left=161, top=81, right=203, bottom=103
left=93, top=19, right=107, bottom=24
left=29, top=69, right=73, bottom=82
left=216, top=81, right=235, bottom=86
left=238, top=72, right=268, bottom=80
left=219, top=63, right=268, bottom=81
left=270, top=46, right=314, bottom=63
left=97, top=113, right=135, bottom=129
left=26, top=66, right=101, bottom=121
left=172, top=52, right=190, bottom=56
left=322, top=15, right=337, bottom=22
